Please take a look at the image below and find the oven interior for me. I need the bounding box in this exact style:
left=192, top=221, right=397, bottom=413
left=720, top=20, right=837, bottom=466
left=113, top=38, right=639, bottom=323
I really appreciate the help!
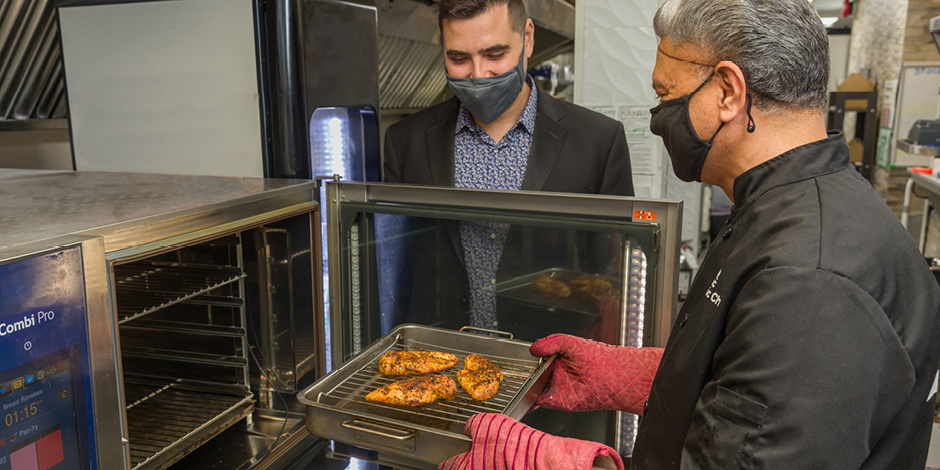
left=109, top=214, right=320, bottom=470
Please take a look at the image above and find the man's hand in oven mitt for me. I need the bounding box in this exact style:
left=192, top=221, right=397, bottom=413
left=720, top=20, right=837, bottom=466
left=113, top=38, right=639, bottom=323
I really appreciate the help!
left=439, top=413, right=623, bottom=470
left=529, top=334, right=664, bottom=415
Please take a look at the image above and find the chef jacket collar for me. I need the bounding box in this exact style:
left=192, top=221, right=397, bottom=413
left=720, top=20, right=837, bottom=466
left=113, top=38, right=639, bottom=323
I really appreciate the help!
left=732, top=131, right=850, bottom=207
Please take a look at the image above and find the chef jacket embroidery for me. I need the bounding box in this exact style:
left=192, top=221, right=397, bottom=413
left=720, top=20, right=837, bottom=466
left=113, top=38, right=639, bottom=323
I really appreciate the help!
left=454, top=75, right=538, bottom=329
left=705, top=269, right=722, bottom=306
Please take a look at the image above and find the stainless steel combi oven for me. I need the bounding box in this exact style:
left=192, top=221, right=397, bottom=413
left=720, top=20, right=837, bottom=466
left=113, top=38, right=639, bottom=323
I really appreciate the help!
left=0, top=169, right=325, bottom=470
left=310, top=181, right=682, bottom=467
left=0, top=170, right=681, bottom=469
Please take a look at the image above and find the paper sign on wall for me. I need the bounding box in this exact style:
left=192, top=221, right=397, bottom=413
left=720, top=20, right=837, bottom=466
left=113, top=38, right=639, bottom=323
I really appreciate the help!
left=586, top=104, right=661, bottom=177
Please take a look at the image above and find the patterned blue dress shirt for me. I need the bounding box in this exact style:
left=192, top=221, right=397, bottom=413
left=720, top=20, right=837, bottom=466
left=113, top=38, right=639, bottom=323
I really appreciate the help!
left=454, top=76, right=538, bottom=329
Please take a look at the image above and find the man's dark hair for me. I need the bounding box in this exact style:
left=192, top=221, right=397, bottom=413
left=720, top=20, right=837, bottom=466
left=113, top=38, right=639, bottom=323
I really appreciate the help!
left=438, top=0, right=527, bottom=34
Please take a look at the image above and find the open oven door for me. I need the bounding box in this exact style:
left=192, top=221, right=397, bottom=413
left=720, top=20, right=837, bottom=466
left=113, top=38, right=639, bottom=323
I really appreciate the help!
left=313, top=181, right=681, bottom=467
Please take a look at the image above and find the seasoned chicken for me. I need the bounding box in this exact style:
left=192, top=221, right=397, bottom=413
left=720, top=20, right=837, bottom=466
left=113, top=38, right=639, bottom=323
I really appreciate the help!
left=570, top=274, right=615, bottom=303
left=456, top=354, right=504, bottom=401
left=530, top=273, right=571, bottom=299
left=378, top=351, right=459, bottom=376
left=365, top=374, right=457, bottom=407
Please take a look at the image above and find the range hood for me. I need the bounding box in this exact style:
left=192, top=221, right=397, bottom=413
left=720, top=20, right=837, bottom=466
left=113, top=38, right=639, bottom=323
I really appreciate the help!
left=0, top=0, right=68, bottom=131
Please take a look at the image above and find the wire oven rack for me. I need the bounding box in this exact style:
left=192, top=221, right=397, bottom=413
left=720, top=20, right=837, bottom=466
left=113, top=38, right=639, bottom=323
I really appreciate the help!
left=123, top=380, right=254, bottom=470
left=113, top=262, right=246, bottom=324
left=314, top=338, right=541, bottom=431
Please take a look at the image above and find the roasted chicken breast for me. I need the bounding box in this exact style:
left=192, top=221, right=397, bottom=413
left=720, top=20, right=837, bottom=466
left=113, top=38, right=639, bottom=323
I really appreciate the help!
left=378, top=350, right=459, bottom=376
left=365, top=374, right=457, bottom=407
left=456, top=354, right=504, bottom=401
left=570, top=274, right=615, bottom=303
left=530, top=273, right=571, bottom=299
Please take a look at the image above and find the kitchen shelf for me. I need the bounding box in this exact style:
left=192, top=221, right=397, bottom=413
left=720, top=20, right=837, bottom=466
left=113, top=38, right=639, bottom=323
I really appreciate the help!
left=113, top=262, right=246, bottom=324
left=124, top=380, right=253, bottom=470
left=897, top=139, right=940, bottom=157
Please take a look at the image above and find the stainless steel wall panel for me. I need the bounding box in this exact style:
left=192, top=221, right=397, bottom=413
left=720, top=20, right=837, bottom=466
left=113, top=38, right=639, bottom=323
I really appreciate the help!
left=59, top=0, right=265, bottom=176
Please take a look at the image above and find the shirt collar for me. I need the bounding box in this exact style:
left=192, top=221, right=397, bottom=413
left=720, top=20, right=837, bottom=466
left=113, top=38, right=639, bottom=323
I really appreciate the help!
left=732, top=131, right=851, bottom=206
left=456, top=75, right=539, bottom=135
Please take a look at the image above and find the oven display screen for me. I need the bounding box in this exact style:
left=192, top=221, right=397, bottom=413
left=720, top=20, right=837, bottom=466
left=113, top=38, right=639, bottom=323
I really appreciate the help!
left=0, top=347, right=82, bottom=470
left=0, top=247, right=96, bottom=469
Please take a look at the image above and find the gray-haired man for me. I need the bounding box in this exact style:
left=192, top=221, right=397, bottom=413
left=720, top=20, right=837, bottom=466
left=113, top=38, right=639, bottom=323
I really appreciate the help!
left=439, top=0, right=940, bottom=469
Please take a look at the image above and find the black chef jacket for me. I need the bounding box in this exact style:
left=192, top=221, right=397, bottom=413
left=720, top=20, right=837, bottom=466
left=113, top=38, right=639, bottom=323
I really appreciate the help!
left=632, top=133, right=940, bottom=469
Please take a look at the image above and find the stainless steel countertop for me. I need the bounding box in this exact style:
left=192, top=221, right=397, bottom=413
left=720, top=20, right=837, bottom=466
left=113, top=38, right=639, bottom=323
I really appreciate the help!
left=0, top=170, right=318, bottom=256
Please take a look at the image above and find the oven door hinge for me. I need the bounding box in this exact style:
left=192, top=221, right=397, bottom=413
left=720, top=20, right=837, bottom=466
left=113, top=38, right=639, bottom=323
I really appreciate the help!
left=314, top=174, right=342, bottom=189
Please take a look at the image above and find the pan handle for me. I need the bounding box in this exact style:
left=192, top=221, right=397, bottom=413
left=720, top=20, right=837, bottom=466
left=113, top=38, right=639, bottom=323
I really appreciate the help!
left=341, top=418, right=416, bottom=441
left=459, top=326, right=514, bottom=339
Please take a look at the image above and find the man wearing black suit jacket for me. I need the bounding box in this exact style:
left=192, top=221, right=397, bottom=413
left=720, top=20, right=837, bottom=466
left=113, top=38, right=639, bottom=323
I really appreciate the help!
left=381, top=0, right=633, bottom=337
left=384, top=2, right=633, bottom=196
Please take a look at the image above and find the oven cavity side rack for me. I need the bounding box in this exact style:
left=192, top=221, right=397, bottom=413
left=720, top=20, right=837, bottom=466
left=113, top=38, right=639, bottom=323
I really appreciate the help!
left=113, top=261, right=246, bottom=324
left=123, top=379, right=254, bottom=470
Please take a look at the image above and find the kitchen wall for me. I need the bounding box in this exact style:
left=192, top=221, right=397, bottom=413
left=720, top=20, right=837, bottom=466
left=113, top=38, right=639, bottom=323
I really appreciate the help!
left=904, top=0, right=940, bottom=61
left=848, top=0, right=908, bottom=97
left=574, top=0, right=704, bottom=259
left=828, top=34, right=852, bottom=93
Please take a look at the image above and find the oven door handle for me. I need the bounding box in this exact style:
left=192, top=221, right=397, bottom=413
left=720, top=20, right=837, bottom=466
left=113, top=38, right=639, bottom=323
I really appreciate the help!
left=341, top=418, right=417, bottom=441
left=459, top=326, right=514, bottom=339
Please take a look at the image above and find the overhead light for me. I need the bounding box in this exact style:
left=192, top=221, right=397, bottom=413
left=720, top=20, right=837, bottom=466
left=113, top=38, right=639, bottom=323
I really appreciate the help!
left=820, top=17, right=839, bottom=27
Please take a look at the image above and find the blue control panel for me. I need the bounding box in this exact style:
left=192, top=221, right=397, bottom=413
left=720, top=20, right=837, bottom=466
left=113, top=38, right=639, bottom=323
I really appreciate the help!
left=0, top=247, right=97, bottom=470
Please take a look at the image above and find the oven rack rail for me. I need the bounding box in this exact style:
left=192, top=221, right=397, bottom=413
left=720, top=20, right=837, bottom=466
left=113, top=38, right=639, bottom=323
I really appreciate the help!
left=113, top=261, right=246, bottom=324
left=315, top=338, right=540, bottom=429
left=124, top=380, right=254, bottom=470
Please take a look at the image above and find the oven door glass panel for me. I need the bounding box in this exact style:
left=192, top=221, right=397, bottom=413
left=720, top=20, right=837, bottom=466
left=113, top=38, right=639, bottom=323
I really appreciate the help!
left=309, top=106, right=379, bottom=371
left=326, top=183, right=679, bottom=459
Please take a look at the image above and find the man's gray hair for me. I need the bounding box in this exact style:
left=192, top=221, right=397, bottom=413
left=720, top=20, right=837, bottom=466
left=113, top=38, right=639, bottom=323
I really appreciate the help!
left=654, top=0, right=829, bottom=111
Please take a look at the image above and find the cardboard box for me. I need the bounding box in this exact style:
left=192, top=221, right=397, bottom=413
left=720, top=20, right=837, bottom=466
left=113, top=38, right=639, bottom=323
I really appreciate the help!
left=838, top=73, right=876, bottom=92
left=838, top=73, right=876, bottom=110
left=848, top=138, right=865, bottom=164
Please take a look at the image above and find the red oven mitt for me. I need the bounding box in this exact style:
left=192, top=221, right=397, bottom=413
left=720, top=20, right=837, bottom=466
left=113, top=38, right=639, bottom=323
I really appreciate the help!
left=529, top=334, right=663, bottom=415
left=439, top=413, right=624, bottom=470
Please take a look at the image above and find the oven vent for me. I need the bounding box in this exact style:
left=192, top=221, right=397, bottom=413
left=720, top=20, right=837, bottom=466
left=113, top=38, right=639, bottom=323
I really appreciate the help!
left=0, top=0, right=68, bottom=130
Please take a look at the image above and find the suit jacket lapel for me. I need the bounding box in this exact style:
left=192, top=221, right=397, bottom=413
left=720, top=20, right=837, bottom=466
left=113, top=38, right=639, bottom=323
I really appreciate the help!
left=425, top=98, right=459, bottom=187
left=522, top=88, right=568, bottom=191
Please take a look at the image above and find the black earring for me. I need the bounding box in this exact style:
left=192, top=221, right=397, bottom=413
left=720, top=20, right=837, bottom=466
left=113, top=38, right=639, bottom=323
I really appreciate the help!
left=746, top=92, right=756, bottom=133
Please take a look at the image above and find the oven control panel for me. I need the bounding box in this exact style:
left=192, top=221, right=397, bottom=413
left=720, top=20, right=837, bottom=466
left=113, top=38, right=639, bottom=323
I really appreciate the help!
left=0, top=248, right=97, bottom=470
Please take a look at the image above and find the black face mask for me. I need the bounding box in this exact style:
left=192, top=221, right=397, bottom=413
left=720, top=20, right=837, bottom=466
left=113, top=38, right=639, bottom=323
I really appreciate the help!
left=649, top=76, right=724, bottom=183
